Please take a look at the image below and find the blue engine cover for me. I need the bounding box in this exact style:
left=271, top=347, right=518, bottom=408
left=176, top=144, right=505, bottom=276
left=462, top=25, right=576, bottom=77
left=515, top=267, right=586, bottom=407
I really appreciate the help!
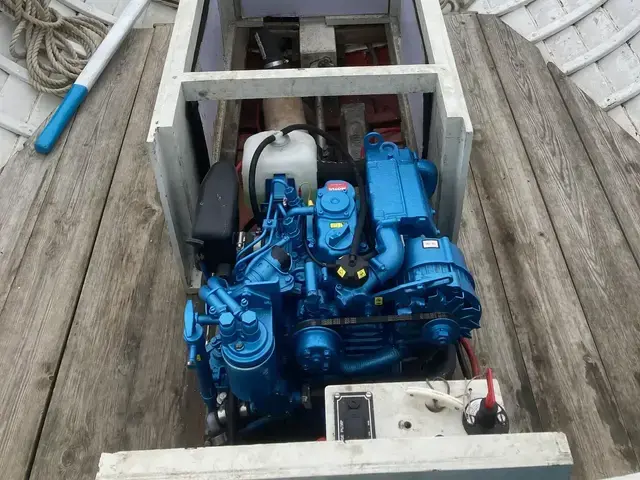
left=184, top=133, right=481, bottom=416
left=315, top=181, right=357, bottom=262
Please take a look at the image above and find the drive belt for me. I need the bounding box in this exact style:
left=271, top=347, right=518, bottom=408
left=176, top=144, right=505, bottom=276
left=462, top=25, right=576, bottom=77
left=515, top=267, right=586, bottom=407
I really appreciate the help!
left=294, top=311, right=454, bottom=332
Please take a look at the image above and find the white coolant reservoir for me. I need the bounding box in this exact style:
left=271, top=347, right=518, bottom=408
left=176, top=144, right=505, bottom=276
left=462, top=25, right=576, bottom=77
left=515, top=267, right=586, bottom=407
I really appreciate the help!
left=242, top=130, right=318, bottom=209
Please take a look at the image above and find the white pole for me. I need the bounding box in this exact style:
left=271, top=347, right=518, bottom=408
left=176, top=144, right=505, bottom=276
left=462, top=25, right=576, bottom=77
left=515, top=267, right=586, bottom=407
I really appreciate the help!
left=35, top=0, right=151, bottom=154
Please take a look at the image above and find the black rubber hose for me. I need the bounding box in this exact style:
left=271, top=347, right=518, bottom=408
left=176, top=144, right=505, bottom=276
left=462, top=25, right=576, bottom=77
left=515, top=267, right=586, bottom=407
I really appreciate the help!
left=225, top=392, right=238, bottom=445
left=304, top=222, right=336, bottom=269
left=456, top=341, right=472, bottom=379
left=248, top=134, right=277, bottom=221
left=280, top=124, right=367, bottom=257
left=248, top=124, right=368, bottom=259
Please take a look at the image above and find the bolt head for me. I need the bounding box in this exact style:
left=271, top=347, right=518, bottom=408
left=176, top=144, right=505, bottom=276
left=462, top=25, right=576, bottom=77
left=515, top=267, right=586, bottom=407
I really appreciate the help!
left=234, top=341, right=244, bottom=351
left=303, top=349, right=311, bottom=358
left=241, top=311, right=257, bottom=326
left=365, top=391, right=372, bottom=398
left=323, top=349, right=331, bottom=357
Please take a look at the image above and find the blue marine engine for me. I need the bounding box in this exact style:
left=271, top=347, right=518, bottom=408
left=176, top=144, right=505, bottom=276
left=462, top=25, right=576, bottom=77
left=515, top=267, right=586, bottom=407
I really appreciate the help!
left=184, top=133, right=481, bottom=422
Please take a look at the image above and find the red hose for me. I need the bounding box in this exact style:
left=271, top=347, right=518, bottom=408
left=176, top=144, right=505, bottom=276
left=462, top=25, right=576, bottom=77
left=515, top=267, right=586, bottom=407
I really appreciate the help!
left=485, top=367, right=496, bottom=409
left=460, top=338, right=480, bottom=377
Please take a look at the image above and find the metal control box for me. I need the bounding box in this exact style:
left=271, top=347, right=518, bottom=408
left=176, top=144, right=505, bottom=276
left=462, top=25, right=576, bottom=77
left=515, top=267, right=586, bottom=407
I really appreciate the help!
left=325, top=379, right=504, bottom=441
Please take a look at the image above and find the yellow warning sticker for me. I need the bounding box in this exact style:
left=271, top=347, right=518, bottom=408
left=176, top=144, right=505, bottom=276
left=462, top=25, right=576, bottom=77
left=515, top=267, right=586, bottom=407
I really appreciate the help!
left=307, top=200, right=314, bottom=206
left=196, top=354, right=201, bottom=362
left=357, top=269, right=367, bottom=279
left=330, top=222, right=344, bottom=229
left=374, top=297, right=383, bottom=306
left=337, top=266, right=347, bottom=278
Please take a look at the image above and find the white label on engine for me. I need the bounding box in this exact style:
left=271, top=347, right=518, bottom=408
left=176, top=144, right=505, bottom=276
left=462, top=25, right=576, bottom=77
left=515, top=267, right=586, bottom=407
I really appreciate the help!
left=422, top=240, right=440, bottom=249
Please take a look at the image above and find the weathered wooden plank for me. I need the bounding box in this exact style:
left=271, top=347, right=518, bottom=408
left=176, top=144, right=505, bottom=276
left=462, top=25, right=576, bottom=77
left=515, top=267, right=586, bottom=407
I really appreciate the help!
left=458, top=172, right=540, bottom=434
left=29, top=26, right=204, bottom=480
left=450, top=19, right=541, bottom=435
left=0, top=30, right=154, bottom=480
left=0, top=121, right=71, bottom=316
left=548, top=63, right=640, bottom=268
left=448, top=14, right=636, bottom=479
left=480, top=14, right=640, bottom=472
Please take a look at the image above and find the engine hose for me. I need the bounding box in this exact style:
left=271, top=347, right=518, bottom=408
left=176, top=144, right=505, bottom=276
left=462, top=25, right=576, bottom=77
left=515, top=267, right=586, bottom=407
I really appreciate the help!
left=281, top=124, right=367, bottom=257
left=225, top=392, right=238, bottom=445
left=340, top=347, right=402, bottom=375
left=248, top=124, right=367, bottom=258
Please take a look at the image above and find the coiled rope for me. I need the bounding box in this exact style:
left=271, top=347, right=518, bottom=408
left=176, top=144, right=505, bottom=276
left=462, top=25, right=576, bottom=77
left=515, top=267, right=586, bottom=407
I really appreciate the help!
left=440, top=0, right=475, bottom=13
left=0, top=0, right=108, bottom=95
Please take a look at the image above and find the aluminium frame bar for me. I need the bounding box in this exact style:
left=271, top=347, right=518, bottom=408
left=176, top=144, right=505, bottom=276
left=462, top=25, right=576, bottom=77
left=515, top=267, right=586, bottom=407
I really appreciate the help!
left=148, top=0, right=473, bottom=290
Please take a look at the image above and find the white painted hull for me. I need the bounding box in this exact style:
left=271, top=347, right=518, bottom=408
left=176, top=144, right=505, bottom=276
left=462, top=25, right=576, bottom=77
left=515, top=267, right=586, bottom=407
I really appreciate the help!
left=0, top=0, right=175, bottom=168
left=468, top=0, right=640, bottom=140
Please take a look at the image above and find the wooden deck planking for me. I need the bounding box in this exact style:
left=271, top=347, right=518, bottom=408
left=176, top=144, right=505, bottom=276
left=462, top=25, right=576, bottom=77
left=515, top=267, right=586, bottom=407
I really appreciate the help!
left=479, top=14, right=640, bottom=468
left=0, top=124, right=70, bottom=315
left=29, top=26, right=203, bottom=480
left=451, top=18, right=541, bottom=435
left=458, top=173, right=541, bottom=434
left=447, top=14, right=636, bottom=479
left=0, top=30, right=154, bottom=480
left=548, top=63, right=640, bottom=270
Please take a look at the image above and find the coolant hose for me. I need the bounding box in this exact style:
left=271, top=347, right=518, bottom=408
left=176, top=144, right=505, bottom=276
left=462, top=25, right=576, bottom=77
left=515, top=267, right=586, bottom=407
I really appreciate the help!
left=199, top=277, right=243, bottom=317
left=340, top=347, right=403, bottom=375
left=361, top=227, right=404, bottom=292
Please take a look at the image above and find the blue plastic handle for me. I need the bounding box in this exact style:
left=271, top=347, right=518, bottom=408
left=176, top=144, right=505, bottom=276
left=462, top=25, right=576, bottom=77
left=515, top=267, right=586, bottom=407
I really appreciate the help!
left=35, top=84, right=88, bottom=154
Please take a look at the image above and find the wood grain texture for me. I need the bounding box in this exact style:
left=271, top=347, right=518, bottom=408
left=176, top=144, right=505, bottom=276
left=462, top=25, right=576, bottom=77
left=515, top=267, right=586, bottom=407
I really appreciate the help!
left=448, top=14, right=636, bottom=479
left=548, top=62, right=640, bottom=268
left=0, top=30, right=153, bottom=480
left=452, top=18, right=540, bottom=429
left=458, top=172, right=541, bottom=434
left=29, top=26, right=204, bottom=480
left=479, top=14, right=640, bottom=470
left=0, top=122, right=71, bottom=315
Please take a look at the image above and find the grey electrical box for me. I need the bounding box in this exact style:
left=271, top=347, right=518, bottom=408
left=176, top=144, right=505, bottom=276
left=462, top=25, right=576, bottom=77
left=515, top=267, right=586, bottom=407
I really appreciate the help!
left=325, top=379, right=504, bottom=441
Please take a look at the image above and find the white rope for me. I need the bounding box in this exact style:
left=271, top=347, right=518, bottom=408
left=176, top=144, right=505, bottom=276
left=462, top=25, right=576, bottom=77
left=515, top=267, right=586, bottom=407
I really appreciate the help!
left=0, top=0, right=108, bottom=95
left=440, top=0, right=475, bottom=13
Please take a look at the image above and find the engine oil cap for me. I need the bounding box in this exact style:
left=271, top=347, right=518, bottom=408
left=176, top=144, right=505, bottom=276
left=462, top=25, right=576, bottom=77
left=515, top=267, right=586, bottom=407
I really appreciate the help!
left=335, top=254, right=369, bottom=287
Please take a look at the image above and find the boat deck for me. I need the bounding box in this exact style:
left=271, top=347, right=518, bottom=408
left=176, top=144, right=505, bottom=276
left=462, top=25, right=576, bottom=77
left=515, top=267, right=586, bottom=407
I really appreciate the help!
left=1, top=14, right=640, bottom=480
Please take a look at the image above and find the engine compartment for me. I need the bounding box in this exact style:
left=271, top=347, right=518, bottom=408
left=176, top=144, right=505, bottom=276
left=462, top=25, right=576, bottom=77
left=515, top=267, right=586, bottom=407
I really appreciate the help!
left=184, top=131, right=481, bottom=443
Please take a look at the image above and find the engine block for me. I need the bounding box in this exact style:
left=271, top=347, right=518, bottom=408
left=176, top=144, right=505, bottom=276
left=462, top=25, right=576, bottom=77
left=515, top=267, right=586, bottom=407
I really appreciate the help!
left=184, top=133, right=481, bottom=419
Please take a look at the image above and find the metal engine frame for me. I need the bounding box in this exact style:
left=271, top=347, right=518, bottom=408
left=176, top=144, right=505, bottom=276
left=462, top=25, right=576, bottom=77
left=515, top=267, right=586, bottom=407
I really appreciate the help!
left=147, top=0, right=473, bottom=291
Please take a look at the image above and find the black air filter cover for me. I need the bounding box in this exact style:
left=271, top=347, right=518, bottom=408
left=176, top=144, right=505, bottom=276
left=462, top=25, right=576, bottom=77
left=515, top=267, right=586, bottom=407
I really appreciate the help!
left=192, top=161, right=239, bottom=273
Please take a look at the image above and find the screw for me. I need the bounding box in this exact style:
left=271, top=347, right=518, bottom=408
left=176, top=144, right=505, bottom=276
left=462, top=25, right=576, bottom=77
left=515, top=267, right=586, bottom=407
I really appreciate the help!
left=334, top=393, right=341, bottom=399
left=303, top=349, right=311, bottom=358
left=234, top=341, right=244, bottom=351
left=240, top=298, right=248, bottom=307
left=323, top=349, right=331, bottom=357
left=365, top=392, right=372, bottom=398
